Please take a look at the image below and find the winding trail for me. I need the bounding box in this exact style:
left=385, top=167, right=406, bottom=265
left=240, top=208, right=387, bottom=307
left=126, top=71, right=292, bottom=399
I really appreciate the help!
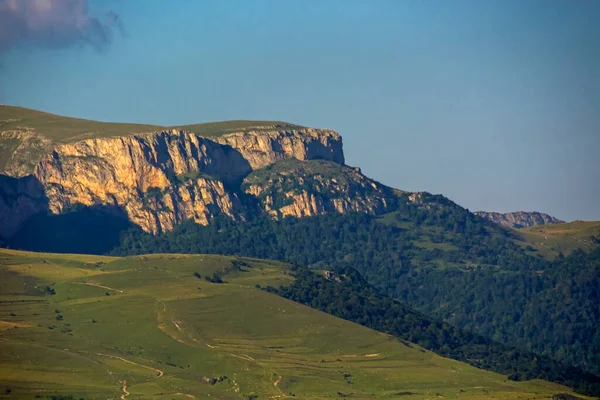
left=269, top=375, right=288, bottom=399
left=120, top=380, right=129, bottom=400
left=95, top=353, right=164, bottom=377
left=174, top=393, right=197, bottom=399
left=72, top=282, right=124, bottom=293
left=228, top=353, right=255, bottom=362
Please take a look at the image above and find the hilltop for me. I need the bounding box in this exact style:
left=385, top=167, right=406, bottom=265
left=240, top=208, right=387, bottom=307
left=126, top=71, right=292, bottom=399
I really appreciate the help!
left=0, top=105, right=299, bottom=142
left=0, top=248, right=594, bottom=399
left=0, top=105, right=304, bottom=177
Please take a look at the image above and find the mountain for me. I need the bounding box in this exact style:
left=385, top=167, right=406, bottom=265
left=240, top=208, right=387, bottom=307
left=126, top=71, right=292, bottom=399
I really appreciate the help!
left=1, top=105, right=389, bottom=237
left=0, top=248, right=595, bottom=399
left=3, top=106, right=600, bottom=397
left=474, top=211, right=564, bottom=228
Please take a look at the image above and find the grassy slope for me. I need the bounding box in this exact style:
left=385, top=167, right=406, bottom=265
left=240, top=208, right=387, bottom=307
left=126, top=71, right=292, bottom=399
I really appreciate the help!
left=515, top=221, right=600, bottom=259
left=0, top=249, right=586, bottom=400
left=0, top=105, right=299, bottom=142
left=378, top=208, right=600, bottom=263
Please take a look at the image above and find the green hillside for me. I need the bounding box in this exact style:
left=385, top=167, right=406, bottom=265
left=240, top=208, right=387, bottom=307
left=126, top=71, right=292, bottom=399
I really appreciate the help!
left=0, top=105, right=299, bottom=142
left=106, top=192, right=600, bottom=381
left=516, top=221, right=600, bottom=259
left=0, top=249, right=588, bottom=400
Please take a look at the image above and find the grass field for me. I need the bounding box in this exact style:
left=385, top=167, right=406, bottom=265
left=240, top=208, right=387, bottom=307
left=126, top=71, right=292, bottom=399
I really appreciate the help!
left=515, top=221, right=600, bottom=259
left=0, top=105, right=301, bottom=142
left=0, top=248, right=591, bottom=400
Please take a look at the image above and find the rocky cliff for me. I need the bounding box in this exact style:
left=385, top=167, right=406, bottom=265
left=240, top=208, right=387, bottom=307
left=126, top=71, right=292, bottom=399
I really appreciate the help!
left=0, top=116, right=384, bottom=236
left=31, top=128, right=345, bottom=234
left=474, top=211, right=564, bottom=228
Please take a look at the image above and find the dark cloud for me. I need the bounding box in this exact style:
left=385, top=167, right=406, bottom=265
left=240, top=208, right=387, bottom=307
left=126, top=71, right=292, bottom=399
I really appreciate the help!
left=0, top=0, right=123, bottom=53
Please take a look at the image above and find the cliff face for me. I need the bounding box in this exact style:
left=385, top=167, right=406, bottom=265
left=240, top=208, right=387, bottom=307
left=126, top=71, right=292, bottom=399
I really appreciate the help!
left=215, top=128, right=344, bottom=169
left=1, top=126, right=351, bottom=236
left=474, top=211, right=564, bottom=228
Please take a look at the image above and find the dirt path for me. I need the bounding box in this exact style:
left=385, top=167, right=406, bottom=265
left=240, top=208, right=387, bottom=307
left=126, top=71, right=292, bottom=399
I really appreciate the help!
left=173, top=393, right=196, bottom=399
left=228, top=353, right=255, bottom=362
left=95, top=353, right=164, bottom=377
left=72, top=282, right=124, bottom=293
left=120, top=380, right=129, bottom=400
left=269, top=375, right=288, bottom=399
left=172, top=320, right=183, bottom=331
left=0, top=321, right=33, bottom=330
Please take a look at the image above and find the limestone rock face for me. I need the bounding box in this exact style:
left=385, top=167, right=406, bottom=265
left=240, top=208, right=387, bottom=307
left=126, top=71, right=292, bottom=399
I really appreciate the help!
left=242, top=159, right=394, bottom=219
left=216, top=128, right=344, bottom=169
left=474, top=211, right=564, bottom=228
left=3, top=127, right=345, bottom=235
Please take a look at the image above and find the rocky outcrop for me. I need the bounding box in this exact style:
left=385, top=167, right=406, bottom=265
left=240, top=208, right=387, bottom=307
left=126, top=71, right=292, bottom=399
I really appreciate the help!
left=474, top=211, right=564, bottom=228
left=215, top=128, right=344, bottom=169
left=242, top=159, right=395, bottom=219
left=0, top=127, right=345, bottom=236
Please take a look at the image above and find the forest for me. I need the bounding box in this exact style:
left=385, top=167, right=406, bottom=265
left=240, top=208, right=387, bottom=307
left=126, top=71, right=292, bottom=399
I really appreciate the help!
left=268, top=265, right=600, bottom=395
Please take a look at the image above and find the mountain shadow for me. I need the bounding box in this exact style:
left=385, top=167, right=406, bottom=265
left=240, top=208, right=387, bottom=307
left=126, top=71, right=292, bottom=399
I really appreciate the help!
left=6, top=204, right=134, bottom=254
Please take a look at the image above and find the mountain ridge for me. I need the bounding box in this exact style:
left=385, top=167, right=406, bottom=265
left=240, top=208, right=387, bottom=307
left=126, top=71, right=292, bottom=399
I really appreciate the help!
left=475, top=210, right=564, bottom=228
left=1, top=106, right=359, bottom=236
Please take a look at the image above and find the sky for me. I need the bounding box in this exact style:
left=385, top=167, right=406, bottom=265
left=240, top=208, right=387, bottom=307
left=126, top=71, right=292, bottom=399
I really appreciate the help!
left=0, top=0, right=598, bottom=221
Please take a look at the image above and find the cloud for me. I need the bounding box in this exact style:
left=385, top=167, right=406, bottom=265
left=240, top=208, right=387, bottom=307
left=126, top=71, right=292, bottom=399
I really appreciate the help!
left=0, top=0, right=123, bottom=53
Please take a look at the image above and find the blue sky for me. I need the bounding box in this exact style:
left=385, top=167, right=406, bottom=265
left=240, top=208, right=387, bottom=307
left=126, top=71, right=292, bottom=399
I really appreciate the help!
left=1, top=0, right=598, bottom=221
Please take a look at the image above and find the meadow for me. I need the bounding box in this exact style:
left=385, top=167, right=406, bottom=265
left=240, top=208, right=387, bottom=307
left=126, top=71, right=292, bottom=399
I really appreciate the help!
left=516, top=221, right=600, bottom=259
left=0, top=249, right=590, bottom=399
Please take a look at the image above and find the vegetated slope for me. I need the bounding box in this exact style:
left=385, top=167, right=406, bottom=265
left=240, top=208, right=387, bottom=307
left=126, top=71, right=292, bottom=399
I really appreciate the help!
left=270, top=266, right=600, bottom=396
left=0, top=105, right=295, bottom=142
left=241, top=159, right=396, bottom=218
left=516, top=221, right=600, bottom=259
left=0, top=249, right=586, bottom=400
left=475, top=211, right=564, bottom=228
left=110, top=192, right=600, bottom=380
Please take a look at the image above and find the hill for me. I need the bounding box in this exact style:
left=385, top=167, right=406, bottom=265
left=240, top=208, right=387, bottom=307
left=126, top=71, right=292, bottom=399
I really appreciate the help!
left=474, top=211, right=564, bottom=229
left=0, top=248, right=594, bottom=400
left=106, top=193, right=600, bottom=380
left=516, top=220, right=600, bottom=259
